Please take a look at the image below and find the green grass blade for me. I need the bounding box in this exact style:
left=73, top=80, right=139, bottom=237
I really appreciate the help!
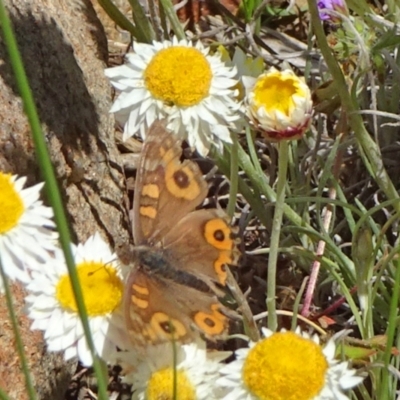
left=127, top=0, right=155, bottom=43
left=0, top=387, right=11, bottom=400
left=97, top=0, right=139, bottom=37
left=0, top=260, right=37, bottom=400
left=159, top=0, right=185, bottom=40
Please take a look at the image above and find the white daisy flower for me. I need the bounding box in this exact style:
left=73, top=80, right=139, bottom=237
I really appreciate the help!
left=119, top=340, right=230, bottom=400
left=243, top=68, right=313, bottom=141
left=105, top=37, right=241, bottom=156
left=0, top=172, right=57, bottom=284
left=217, top=327, right=364, bottom=400
left=25, top=233, right=127, bottom=366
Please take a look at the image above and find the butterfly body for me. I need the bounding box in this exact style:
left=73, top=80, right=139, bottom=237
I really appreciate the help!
left=134, top=247, right=211, bottom=292
left=125, top=120, right=240, bottom=347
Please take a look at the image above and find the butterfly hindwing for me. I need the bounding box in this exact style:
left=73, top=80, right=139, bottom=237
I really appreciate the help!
left=124, top=267, right=230, bottom=346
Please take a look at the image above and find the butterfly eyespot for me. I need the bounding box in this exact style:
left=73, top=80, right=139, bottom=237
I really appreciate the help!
left=204, top=219, right=234, bottom=250
left=213, top=229, right=225, bottom=241
left=173, top=169, right=190, bottom=188
left=194, top=304, right=226, bottom=335
left=214, top=251, right=231, bottom=284
left=203, top=316, right=216, bottom=328
left=160, top=321, right=175, bottom=333
left=165, top=164, right=201, bottom=200
left=150, top=312, right=187, bottom=339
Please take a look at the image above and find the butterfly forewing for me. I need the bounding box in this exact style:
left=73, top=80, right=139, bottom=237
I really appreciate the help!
left=132, top=120, right=208, bottom=245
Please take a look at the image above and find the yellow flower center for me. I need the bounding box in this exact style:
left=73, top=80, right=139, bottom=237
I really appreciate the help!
left=253, top=73, right=305, bottom=116
left=146, top=367, right=196, bottom=400
left=0, top=173, right=24, bottom=234
left=144, top=46, right=212, bottom=107
left=56, top=261, right=123, bottom=316
left=242, top=332, right=328, bottom=400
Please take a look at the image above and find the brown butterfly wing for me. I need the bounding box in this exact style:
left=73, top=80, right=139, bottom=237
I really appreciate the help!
left=132, top=120, right=208, bottom=245
left=124, top=267, right=230, bottom=346
left=162, top=209, right=240, bottom=288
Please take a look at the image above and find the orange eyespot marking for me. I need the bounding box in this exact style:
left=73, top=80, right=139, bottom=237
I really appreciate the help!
left=165, top=164, right=201, bottom=200
left=214, top=251, right=232, bottom=285
left=142, top=184, right=160, bottom=199
left=204, top=219, right=234, bottom=250
left=132, top=284, right=149, bottom=296
left=150, top=312, right=187, bottom=339
left=139, top=205, right=157, bottom=219
left=131, top=295, right=148, bottom=309
left=194, top=304, right=227, bottom=335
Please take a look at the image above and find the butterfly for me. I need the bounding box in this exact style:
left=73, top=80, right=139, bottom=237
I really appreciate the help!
left=124, top=120, right=240, bottom=346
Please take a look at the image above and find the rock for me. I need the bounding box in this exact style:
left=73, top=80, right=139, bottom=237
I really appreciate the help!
left=0, top=0, right=130, bottom=398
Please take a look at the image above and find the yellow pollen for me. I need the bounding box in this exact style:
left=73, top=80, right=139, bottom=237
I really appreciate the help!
left=242, top=331, right=328, bottom=400
left=0, top=173, right=25, bottom=234
left=146, top=367, right=196, bottom=400
left=253, top=73, right=303, bottom=116
left=56, top=261, right=123, bottom=316
left=144, top=46, right=212, bottom=107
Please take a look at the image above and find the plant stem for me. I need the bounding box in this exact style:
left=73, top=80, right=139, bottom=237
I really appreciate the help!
left=267, top=141, right=289, bottom=331
left=379, top=252, right=400, bottom=399
left=227, top=136, right=239, bottom=218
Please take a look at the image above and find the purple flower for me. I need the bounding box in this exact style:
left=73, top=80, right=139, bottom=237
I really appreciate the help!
left=317, top=0, right=347, bottom=21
